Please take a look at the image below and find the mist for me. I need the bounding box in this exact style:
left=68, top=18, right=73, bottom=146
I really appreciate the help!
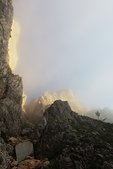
left=12, top=0, right=113, bottom=109
left=25, top=90, right=87, bottom=120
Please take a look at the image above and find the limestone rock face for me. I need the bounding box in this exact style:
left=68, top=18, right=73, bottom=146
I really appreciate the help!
left=0, top=0, right=23, bottom=135
left=0, top=0, right=13, bottom=62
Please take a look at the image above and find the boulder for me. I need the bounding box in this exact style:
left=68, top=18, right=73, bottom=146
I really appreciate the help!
left=15, top=141, right=34, bottom=162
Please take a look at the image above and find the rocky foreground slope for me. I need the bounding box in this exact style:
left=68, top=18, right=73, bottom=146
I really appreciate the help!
left=1, top=100, right=113, bottom=169
left=29, top=100, right=113, bottom=169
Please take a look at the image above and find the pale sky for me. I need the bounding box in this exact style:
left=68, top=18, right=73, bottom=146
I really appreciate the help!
left=13, top=0, right=113, bottom=108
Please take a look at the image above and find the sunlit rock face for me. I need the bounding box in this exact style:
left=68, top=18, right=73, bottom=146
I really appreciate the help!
left=8, top=20, right=20, bottom=71
left=0, top=0, right=23, bottom=135
left=25, top=90, right=87, bottom=122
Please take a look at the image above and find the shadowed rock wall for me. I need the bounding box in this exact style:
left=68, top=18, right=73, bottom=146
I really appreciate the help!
left=0, top=0, right=23, bottom=135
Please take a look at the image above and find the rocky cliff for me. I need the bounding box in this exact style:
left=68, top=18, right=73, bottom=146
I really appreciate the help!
left=0, top=0, right=23, bottom=135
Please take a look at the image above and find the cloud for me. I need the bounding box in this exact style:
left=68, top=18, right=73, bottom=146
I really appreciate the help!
left=13, top=0, right=113, bottom=108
